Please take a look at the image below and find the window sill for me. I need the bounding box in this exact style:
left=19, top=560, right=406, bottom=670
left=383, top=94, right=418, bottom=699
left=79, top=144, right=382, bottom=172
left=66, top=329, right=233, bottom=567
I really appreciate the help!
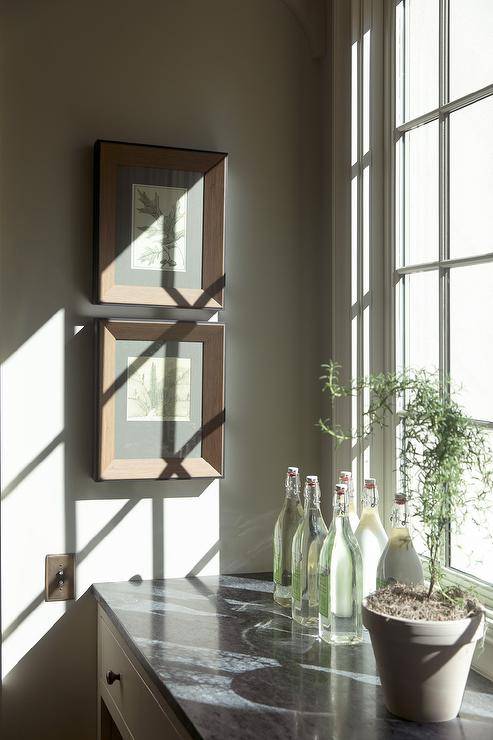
left=439, top=565, right=493, bottom=681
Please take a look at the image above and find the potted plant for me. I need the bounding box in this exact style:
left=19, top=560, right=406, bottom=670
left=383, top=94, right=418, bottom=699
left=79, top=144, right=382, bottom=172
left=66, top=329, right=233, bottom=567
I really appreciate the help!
left=319, top=362, right=493, bottom=723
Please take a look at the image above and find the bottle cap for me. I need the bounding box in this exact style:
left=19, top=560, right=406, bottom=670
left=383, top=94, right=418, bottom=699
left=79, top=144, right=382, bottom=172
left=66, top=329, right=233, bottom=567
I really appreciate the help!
left=287, top=466, right=299, bottom=476
left=340, top=470, right=352, bottom=481
left=306, top=475, right=318, bottom=486
left=364, top=477, right=377, bottom=488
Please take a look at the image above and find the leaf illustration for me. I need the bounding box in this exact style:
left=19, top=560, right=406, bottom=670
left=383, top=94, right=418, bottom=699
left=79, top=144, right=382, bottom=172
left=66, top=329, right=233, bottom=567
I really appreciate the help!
left=136, top=188, right=162, bottom=219
left=135, top=188, right=186, bottom=269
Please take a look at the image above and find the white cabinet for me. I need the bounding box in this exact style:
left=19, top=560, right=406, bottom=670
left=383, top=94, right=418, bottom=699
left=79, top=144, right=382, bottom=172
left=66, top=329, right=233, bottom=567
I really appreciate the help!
left=97, top=606, right=192, bottom=740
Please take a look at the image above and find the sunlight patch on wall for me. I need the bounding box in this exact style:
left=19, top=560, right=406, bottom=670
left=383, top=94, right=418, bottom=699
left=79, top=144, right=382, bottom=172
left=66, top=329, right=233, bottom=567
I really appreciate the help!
left=163, top=480, right=220, bottom=577
left=1, top=444, right=65, bottom=677
left=75, top=499, right=153, bottom=591
left=1, top=310, right=65, bottom=676
left=1, top=309, right=65, bottom=493
left=1, top=442, right=65, bottom=626
left=2, top=589, right=65, bottom=680
left=1, top=310, right=65, bottom=677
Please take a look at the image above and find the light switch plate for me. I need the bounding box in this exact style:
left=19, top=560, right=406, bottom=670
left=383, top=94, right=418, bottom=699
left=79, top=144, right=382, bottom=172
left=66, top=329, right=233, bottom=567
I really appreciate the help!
left=45, top=553, right=75, bottom=601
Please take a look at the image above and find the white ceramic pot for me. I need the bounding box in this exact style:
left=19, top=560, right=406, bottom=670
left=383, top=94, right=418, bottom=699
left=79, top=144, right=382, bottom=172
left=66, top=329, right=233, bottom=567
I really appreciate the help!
left=362, top=600, right=485, bottom=723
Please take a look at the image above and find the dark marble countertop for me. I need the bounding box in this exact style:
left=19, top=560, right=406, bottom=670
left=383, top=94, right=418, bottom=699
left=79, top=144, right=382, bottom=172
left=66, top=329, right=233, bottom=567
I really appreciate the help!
left=92, top=575, right=493, bottom=740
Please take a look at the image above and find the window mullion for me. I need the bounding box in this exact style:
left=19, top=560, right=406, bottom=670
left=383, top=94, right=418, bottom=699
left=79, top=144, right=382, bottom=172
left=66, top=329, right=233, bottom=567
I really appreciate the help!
left=438, top=0, right=449, bottom=384
left=439, top=0, right=451, bottom=567
left=356, top=0, right=364, bottom=495
left=384, top=0, right=397, bottom=523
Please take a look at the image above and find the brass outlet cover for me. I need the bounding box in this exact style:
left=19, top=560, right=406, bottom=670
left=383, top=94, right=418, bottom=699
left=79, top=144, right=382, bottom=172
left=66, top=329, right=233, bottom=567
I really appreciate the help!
left=45, top=553, right=75, bottom=602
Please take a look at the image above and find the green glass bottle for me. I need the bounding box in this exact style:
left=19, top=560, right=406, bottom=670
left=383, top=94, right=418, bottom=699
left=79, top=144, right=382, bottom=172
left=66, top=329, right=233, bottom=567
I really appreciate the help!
left=292, top=475, right=328, bottom=627
left=319, top=483, right=363, bottom=644
left=273, top=467, right=303, bottom=607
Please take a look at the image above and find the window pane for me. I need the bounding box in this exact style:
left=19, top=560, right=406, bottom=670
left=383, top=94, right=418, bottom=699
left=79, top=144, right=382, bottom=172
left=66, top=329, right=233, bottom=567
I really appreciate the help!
left=450, top=431, right=493, bottom=585
left=395, top=1, right=404, bottom=125
left=450, top=262, right=493, bottom=421
left=363, top=166, right=370, bottom=294
left=450, top=0, right=493, bottom=102
left=397, top=122, right=439, bottom=266
left=352, top=41, right=358, bottom=167
left=363, top=29, right=370, bottom=155
left=450, top=96, right=493, bottom=259
left=397, top=0, right=439, bottom=124
left=399, top=271, right=439, bottom=373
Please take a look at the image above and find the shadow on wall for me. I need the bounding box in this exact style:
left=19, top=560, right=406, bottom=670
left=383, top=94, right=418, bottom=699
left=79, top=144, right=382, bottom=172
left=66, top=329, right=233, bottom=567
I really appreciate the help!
left=1, top=593, right=97, bottom=740
left=0, top=146, right=223, bottom=740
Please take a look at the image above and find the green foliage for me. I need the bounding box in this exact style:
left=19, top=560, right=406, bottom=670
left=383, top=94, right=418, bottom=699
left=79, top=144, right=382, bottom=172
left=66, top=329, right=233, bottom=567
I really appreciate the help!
left=319, top=361, right=493, bottom=597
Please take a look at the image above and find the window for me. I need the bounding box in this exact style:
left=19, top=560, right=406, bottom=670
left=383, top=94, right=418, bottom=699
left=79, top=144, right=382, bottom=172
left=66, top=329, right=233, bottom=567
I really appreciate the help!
left=332, top=0, right=493, bottom=679
left=392, top=1, right=493, bottom=593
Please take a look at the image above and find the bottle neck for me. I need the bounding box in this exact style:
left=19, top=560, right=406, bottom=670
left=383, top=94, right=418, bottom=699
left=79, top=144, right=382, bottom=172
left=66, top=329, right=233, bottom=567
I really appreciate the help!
left=339, top=473, right=357, bottom=513
left=332, top=494, right=347, bottom=517
left=304, top=486, right=321, bottom=511
left=285, top=475, right=300, bottom=500
left=362, top=485, right=379, bottom=509
left=339, top=473, right=353, bottom=499
left=391, top=498, right=409, bottom=529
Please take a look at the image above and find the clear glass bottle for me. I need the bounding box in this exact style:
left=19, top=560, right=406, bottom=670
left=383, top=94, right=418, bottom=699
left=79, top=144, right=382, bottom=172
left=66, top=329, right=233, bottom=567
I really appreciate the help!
left=339, top=470, right=359, bottom=533
left=319, top=484, right=363, bottom=644
left=273, top=466, right=303, bottom=607
left=292, top=475, right=328, bottom=627
left=355, top=478, right=388, bottom=598
left=377, top=494, right=424, bottom=588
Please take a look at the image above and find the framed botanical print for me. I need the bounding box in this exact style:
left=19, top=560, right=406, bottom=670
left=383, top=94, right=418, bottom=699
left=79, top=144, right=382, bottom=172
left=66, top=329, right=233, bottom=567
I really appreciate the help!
left=96, top=320, right=225, bottom=480
left=94, top=140, right=227, bottom=308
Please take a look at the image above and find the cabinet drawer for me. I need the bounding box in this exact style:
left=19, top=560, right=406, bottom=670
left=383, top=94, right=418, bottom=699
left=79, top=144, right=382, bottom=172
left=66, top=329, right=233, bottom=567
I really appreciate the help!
left=100, top=618, right=140, bottom=731
left=99, top=609, right=190, bottom=740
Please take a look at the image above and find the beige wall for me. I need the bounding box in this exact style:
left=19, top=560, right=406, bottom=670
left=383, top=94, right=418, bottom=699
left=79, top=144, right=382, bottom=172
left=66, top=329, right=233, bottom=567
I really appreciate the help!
left=0, top=1, right=324, bottom=737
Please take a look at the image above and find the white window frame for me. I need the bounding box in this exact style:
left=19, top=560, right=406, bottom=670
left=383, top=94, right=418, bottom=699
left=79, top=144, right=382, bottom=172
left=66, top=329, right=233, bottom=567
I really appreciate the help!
left=385, top=0, right=493, bottom=679
left=330, top=0, right=493, bottom=679
left=331, top=0, right=386, bottom=510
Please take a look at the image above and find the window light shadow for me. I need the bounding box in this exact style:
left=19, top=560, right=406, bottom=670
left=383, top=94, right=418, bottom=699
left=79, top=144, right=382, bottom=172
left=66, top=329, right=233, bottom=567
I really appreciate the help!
left=1, top=431, right=64, bottom=501
left=351, top=291, right=370, bottom=320
left=102, top=327, right=195, bottom=407
left=186, top=540, right=220, bottom=577
left=2, top=405, right=223, bottom=649
left=1, top=592, right=45, bottom=643
left=163, top=274, right=225, bottom=308
left=1, top=192, right=224, bottom=663
left=1, top=498, right=139, bottom=644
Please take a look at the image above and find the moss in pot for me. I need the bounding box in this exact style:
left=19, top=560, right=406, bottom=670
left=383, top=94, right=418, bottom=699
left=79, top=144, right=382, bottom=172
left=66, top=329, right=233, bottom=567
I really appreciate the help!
left=319, top=362, right=492, bottom=723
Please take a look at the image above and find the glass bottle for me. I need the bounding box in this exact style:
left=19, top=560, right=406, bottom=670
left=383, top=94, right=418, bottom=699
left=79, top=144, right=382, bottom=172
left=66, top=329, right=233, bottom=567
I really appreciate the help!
left=377, top=494, right=424, bottom=588
left=339, top=470, right=359, bottom=533
left=273, top=466, right=303, bottom=607
left=319, top=484, right=363, bottom=644
left=292, top=475, right=328, bottom=627
left=355, top=478, right=388, bottom=598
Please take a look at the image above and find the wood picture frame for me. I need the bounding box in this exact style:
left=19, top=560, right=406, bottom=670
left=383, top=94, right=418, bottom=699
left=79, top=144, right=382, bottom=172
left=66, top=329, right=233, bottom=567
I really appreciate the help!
left=96, top=320, right=224, bottom=480
left=94, top=140, right=226, bottom=309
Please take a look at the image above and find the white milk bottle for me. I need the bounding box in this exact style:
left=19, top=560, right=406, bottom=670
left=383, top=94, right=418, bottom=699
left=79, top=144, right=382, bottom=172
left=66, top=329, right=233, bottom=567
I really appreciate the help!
left=355, top=478, right=388, bottom=597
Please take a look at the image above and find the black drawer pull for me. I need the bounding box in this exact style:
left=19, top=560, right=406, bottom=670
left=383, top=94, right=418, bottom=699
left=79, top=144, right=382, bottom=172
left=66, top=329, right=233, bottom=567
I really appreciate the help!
left=106, top=670, right=121, bottom=685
